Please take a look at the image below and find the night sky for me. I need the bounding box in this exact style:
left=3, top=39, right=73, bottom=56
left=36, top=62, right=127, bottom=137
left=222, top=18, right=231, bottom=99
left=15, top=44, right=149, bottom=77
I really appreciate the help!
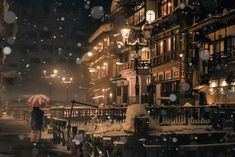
left=0, top=0, right=112, bottom=103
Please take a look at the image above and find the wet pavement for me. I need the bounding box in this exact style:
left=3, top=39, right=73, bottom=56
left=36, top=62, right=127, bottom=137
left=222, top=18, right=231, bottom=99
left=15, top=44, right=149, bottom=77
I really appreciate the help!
left=0, top=117, right=56, bottom=157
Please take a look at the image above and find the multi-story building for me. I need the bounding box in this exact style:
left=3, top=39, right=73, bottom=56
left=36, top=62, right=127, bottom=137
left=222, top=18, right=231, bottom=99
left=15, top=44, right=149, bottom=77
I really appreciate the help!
left=189, top=6, right=235, bottom=105
left=109, top=0, right=151, bottom=106
left=148, top=0, right=195, bottom=106
left=87, top=0, right=235, bottom=107
left=83, top=23, right=117, bottom=106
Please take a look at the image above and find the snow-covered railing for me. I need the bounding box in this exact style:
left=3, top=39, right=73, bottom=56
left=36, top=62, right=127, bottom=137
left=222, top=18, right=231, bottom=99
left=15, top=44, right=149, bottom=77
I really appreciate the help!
left=50, top=105, right=235, bottom=128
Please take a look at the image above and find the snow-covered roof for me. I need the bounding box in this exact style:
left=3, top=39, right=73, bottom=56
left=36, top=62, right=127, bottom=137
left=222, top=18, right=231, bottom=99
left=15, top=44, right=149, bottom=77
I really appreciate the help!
left=89, top=23, right=113, bottom=43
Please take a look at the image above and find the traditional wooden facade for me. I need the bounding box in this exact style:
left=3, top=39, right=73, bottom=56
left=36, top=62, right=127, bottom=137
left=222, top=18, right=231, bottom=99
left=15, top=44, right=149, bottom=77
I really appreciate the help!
left=148, top=0, right=195, bottom=106
left=189, top=9, right=235, bottom=105
left=109, top=0, right=152, bottom=106
left=86, top=0, right=235, bottom=106
left=83, top=23, right=117, bottom=106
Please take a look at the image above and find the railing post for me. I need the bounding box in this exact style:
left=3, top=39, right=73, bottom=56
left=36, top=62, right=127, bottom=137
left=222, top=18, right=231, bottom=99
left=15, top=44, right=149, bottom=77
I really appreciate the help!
left=233, top=113, right=235, bottom=132
left=185, top=108, right=189, bottom=125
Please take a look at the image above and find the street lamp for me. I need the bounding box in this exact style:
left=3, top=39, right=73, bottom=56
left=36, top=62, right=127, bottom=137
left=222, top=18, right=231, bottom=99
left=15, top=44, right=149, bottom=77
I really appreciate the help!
left=62, top=77, right=73, bottom=106
left=43, top=69, right=59, bottom=99
left=120, top=23, right=153, bottom=104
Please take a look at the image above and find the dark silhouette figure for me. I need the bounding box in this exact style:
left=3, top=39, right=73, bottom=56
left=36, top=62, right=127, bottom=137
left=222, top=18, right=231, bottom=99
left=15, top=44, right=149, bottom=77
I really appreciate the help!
left=31, top=107, right=44, bottom=142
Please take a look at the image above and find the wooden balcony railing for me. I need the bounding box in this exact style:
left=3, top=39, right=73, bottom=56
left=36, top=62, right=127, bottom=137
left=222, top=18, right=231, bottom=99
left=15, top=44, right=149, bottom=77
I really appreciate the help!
left=151, top=51, right=179, bottom=67
left=118, top=62, right=134, bottom=71
left=49, top=105, right=235, bottom=145
left=50, top=105, right=235, bottom=127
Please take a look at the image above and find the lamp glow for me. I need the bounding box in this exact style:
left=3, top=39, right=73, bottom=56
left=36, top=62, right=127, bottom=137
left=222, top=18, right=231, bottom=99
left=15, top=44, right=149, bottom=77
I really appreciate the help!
left=120, top=28, right=131, bottom=42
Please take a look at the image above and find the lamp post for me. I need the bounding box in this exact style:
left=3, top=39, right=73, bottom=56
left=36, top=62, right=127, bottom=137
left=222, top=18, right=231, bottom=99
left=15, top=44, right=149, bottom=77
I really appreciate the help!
left=120, top=22, right=153, bottom=104
left=62, top=77, right=73, bottom=106
left=43, top=69, right=59, bottom=99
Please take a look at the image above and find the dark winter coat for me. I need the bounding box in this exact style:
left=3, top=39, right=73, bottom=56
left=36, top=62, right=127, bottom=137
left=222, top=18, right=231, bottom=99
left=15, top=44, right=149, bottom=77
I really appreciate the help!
left=31, top=107, right=44, bottom=130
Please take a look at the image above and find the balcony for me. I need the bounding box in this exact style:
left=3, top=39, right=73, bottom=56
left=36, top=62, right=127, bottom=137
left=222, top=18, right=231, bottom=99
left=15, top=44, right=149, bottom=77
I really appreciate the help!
left=94, top=76, right=110, bottom=85
left=209, top=49, right=235, bottom=74
left=118, top=62, right=134, bottom=71
left=151, top=51, right=179, bottom=67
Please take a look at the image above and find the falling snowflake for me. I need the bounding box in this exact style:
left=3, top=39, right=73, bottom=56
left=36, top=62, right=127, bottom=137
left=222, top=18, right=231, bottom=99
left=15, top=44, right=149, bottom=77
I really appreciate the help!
left=163, top=138, right=167, bottom=142
left=3, top=46, right=12, bottom=55
left=196, top=43, right=201, bottom=48
left=90, top=6, right=104, bottom=19
left=169, top=93, right=177, bottom=102
left=7, top=36, right=16, bottom=45
left=180, top=3, right=186, bottom=10
left=26, top=64, right=30, bottom=68
left=77, top=42, right=82, bottom=47
left=58, top=48, right=63, bottom=54
left=181, top=83, right=190, bottom=91
left=4, top=11, right=16, bottom=24
left=208, top=13, right=212, bottom=17
left=76, top=58, right=82, bottom=64
left=199, top=50, right=210, bottom=61
left=43, top=26, right=48, bottom=31
left=161, top=110, right=167, bottom=116
left=84, top=4, right=90, bottom=10
left=61, top=17, right=65, bottom=21
left=18, top=134, right=25, bottom=140
left=172, top=137, right=178, bottom=143
left=87, top=51, right=93, bottom=57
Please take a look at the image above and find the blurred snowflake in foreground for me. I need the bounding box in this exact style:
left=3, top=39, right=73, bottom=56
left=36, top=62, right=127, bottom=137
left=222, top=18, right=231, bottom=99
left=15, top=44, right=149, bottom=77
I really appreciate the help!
left=90, top=6, right=104, bottom=19
left=76, top=58, right=82, bottom=64
left=199, top=50, right=210, bottom=61
left=3, top=46, right=12, bottom=55
left=4, top=11, right=16, bottom=24
left=169, top=93, right=177, bottom=102
left=7, top=36, right=16, bottom=45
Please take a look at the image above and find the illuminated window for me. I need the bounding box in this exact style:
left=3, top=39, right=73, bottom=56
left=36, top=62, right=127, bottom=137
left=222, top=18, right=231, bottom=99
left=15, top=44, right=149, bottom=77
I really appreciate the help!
left=160, top=41, right=164, bottom=54
left=219, top=40, right=224, bottom=52
left=209, top=45, right=214, bottom=55
left=158, top=72, right=164, bottom=81
left=173, top=69, right=179, bottom=78
left=172, top=36, right=176, bottom=51
left=146, top=76, right=151, bottom=85
left=165, top=71, right=171, bottom=80
left=146, top=10, right=155, bottom=23
left=161, top=0, right=172, bottom=17
left=167, top=37, right=171, bottom=51
left=134, top=8, right=145, bottom=25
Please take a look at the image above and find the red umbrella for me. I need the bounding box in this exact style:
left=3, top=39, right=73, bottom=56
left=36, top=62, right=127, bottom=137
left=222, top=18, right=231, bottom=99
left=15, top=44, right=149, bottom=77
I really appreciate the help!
left=27, top=94, right=50, bottom=107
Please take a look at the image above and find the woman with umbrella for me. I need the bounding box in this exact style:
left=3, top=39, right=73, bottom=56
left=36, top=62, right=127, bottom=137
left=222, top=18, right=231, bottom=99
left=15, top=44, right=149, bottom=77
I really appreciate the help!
left=31, top=107, right=44, bottom=142
left=27, top=94, right=50, bottom=142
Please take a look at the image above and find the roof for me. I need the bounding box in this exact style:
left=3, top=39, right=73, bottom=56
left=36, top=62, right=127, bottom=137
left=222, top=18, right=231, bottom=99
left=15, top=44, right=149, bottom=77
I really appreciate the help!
left=89, top=23, right=113, bottom=43
left=188, top=9, right=235, bottom=32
